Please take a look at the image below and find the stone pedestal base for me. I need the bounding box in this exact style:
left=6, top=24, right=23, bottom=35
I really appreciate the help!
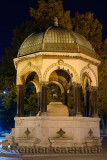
left=92, top=114, right=99, bottom=118
left=76, top=112, right=82, bottom=117
left=6, top=116, right=102, bottom=148
left=85, top=137, right=103, bottom=147
left=17, top=138, right=36, bottom=147
left=49, top=137, right=72, bottom=147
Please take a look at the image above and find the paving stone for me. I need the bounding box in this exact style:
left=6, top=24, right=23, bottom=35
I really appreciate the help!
left=0, top=137, right=107, bottom=160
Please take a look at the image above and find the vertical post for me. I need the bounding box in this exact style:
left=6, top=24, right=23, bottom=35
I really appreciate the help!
left=62, top=91, right=68, bottom=106
left=40, top=82, right=48, bottom=114
left=73, top=83, right=82, bottom=116
left=37, top=92, right=40, bottom=110
left=16, top=85, right=25, bottom=117
left=84, top=91, right=87, bottom=116
left=86, top=88, right=90, bottom=117
left=90, top=86, right=98, bottom=117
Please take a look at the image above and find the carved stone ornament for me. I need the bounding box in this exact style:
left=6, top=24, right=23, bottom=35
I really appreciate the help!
left=43, top=61, right=79, bottom=82
left=54, top=17, right=58, bottom=26
left=27, top=62, right=31, bottom=66
left=58, top=59, right=64, bottom=65
left=89, top=86, right=98, bottom=91
left=72, top=82, right=81, bottom=87
left=57, top=128, right=65, bottom=137
left=35, top=138, right=41, bottom=144
left=24, top=128, right=31, bottom=137
left=88, top=129, right=93, bottom=138
left=87, top=63, right=90, bottom=68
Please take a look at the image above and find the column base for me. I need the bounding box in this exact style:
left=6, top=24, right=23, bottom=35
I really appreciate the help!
left=76, top=112, right=82, bottom=117
left=39, top=112, right=48, bottom=116
left=92, top=114, right=99, bottom=118
left=15, top=113, right=24, bottom=117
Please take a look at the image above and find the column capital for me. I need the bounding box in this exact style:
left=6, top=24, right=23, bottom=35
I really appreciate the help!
left=16, top=84, right=25, bottom=87
left=89, top=86, right=98, bottom=91
left=39, top=81, right=48, bottom=87
left=72, top=82, right=81, bottom=87
left=16, top=85, right=25, bottom=90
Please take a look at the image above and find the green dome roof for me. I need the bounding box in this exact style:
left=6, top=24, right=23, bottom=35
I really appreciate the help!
left=18, top=26, right=96, bottom=58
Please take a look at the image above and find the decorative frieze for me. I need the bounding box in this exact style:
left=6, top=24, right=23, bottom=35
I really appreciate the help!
left=43, top=60, right=79, bottom=82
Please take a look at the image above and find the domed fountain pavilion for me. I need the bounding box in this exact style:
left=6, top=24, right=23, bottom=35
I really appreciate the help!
left=6, top=19, right=102, bottom=150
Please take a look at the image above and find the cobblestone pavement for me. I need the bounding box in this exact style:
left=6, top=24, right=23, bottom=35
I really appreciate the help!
left=0, top=150, right=107, bottom=160
left=21, top=148, right=107, bottom=160
left=0, top=147, right=107, bottom=160
left=22, top=154, right=107, bottom=160
left=0, top=137, right=107, bottom=160
left=0, top=158, right=22, bottom=160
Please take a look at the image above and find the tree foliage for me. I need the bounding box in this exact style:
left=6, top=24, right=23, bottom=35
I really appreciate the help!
left=96, top=39, right=107, bottom=117
left=102, top=38, right=107, bottom=58
left=47, top=83, right=62, bottom=104
left=97, top=58, right=107, bottom=117
left=0, top=75, right=17, bottom=109
left=24, top=83, right=39, bottom=116
left=30, top=0, right=72, bottom=30
left=71, top=12, right=103, bottom=53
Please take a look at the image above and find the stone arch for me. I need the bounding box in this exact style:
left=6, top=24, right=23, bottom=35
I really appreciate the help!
left=81, top=72, right=92, bottom=94
left=80, top=66, right=98, bottom=87
left=17, top=63, right=42, bottom=85
left=43, top=60, right=79, bottom=82
left=31, top=79, right=40, bottom=93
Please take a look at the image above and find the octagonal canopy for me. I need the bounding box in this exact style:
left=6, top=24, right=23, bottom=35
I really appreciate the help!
left=18, top=26, right=96, bottom=58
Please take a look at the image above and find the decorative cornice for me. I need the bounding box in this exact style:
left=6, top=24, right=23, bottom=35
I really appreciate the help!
left=14, top=52, right=101, bottom=69
left=39, top=81, right=48, bottom=86
left=43, top=60, right=79, bottom=82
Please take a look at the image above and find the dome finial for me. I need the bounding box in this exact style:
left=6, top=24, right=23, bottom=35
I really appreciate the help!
left=54, top=17, right=58, bottom=26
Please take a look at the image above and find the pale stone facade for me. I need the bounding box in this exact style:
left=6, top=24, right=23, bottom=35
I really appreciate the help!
left=10, top=116, right=100, bottom=147
left=6, top=23, right=102, bottom=150
left=14, top=52, right=99, bottom=87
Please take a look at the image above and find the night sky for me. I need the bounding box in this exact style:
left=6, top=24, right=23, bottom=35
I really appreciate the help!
left=0, top=0, right=107, bottom=59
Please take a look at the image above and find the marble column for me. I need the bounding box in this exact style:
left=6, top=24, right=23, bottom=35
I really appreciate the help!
left=62, top=91, right=68, bottom=106
left=73, top=83, right=82, bottom=116
left=40, top=82, right=48, bottom=114
left=37, top=92, right=40, bottom=110
left=85, top=88, right=90, bottom=117
left=90, top=86, right=98, bottom=117
left=16, top=85, right=25, bottom=117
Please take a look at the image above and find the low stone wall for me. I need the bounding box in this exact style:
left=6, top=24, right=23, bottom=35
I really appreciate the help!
left=5, top=116, right=102, bottom=149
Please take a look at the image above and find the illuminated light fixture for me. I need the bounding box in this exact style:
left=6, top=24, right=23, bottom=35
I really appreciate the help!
left=3, top=90, right=7, bottom=95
